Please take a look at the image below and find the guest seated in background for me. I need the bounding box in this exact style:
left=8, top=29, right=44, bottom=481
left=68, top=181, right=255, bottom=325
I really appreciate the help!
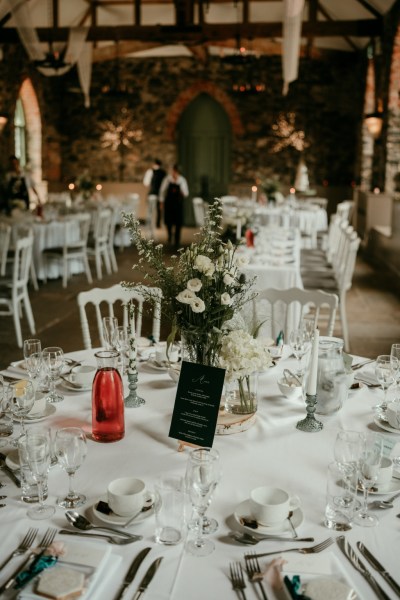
left=5, top=155, right=40, bottom=213
left=143, top=158, right=166, bottom=228
left=159, top=164, right=189, bottom=248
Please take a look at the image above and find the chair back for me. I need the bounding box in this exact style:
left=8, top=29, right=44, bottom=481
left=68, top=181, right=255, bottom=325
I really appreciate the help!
left=12, top=232, right=34, bottom=296
left=192, top=197, right=206, bottom=227
left=253, top=287, right=338, bottom=341
left=64, top=213, right=91, bottom=250
left=93, top=209, right=113, bottom=246
left=77, top=284, right=162, bottom=349
left=0, top=222, right=11, bottom=276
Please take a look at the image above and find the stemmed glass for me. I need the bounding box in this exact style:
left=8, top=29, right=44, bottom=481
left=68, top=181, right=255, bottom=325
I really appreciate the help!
left=374, top=354, right=398, bottom=413
left=9, top=379, right=35, bottom=442
left=42, top=346, right=64, bottom=403
left=0, top=377, right=13, bottom=447
left=55, top=427, right=87, bottom=508
left=113, top=325, right=129, bottom=374
left=23, top=339, right=42, bottom=392
left=102, top=316, right=118, bottom=350
left=334, top=430, right=365, bottom=508
left=19, top=432, right=55, bottom=520
left=289, top=328, right=311, bottom=378
left=353, top=433, right=383, bottom=527
left=390, top=343, right=400, bottom=402
left=185, top=447, right=220, bottom=557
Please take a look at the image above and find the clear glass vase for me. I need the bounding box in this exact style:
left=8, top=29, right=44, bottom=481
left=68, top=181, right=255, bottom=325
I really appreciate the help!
left=181, top=329, right=221, bottom=367
left=224, top=373, right=258, bottom=415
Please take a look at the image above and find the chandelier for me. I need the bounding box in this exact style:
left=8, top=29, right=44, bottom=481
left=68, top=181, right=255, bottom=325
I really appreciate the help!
left=222, top=46, right=266, bottom=94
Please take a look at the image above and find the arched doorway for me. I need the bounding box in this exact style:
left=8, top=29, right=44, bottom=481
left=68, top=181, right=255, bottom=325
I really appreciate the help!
left=177, top=93, right=231, bottom=223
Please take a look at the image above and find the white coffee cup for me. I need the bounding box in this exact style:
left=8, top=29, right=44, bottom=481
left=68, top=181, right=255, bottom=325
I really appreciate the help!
left=155, top=342, right=179, bottom=364
left=107, top=477, right=146, bottom=516
left=387, top=402, right=400, bottom=430
left=71, top=365, right=97, bottom=387
left=376, top=457, right=393, bottom=487
left=249, top=486, right=300, bottom=526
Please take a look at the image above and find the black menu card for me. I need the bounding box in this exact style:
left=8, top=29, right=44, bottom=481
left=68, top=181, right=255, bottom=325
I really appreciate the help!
left=169, top=361, right=226, bottom=448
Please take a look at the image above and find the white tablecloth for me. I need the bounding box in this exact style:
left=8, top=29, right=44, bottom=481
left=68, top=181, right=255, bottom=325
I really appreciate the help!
left=32, top=219, right=84, bottom=280
left=1, top=350, right=399, bottom=600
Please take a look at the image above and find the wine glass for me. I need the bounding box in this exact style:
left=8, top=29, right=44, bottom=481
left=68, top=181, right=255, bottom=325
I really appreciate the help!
left=18, top=432, right=55, bottom=520
left=390, top=343, right=400, bottom=401
left=353, top=433, right=383, bottom=527
left=334, top=430, right=365, bottom=508
left=102, top=316, right=118, bottom=350
left=289, top=328, right=311, bottom=377
left=374, top=354, right=398, bottom=413
left=9, top=379, right=35, bottom=442
left=42, top=346, right=64, bottom=403
left=113, top=325, right=129, bottom=374
left=185, top=447, right=220, bottom=557
left=23, top=339, right=42, bottom=392
left=55, top=427, right=87, bottom=508
left=0, top=377, right=13, bottom=447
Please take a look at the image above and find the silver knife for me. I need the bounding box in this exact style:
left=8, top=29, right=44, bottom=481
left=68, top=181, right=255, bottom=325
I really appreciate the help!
left=132, top=557, right=163, bottom=600
left=357, top=542, right=400, bottom=598
left=0, top=452, right=21, bottom=488
left=336, top=536, right=391, bottom=600
left=114, top=547, right=152, bottom=600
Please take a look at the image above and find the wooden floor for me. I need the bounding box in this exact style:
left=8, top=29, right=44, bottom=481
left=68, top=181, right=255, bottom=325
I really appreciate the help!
left=1, top=227, right=400, bottom=370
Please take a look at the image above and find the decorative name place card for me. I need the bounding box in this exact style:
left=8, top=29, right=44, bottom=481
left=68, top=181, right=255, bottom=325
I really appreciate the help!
left=169, top=361, right=225, bottom=448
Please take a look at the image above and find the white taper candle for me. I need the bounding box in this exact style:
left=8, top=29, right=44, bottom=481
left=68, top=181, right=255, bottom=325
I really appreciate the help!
left=306, top=328, right=319, bottom=395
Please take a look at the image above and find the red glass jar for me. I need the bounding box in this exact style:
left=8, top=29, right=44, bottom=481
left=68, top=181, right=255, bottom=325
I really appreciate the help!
left=92, top=350, right=125, bottom=442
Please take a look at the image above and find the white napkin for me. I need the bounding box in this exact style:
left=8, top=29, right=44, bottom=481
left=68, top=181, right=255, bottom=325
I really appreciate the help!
left=354, top=370, right=379, bottom=385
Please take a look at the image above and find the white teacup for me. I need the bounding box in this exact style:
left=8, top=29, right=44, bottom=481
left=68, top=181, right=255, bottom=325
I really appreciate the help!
left=376, top=457, right=393, bottom=487
left=155, top=342, right=179, bottom=364
left=249, top=486, right=300, bottom=526
left=387, top=402, right=400, bottom=430
left=107, top=477, right=146, bottom=516
left=71, top=365, right=97, bottom=387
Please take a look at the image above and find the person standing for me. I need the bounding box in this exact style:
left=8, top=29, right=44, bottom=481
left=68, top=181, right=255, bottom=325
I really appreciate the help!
left=143, top=158, right=166, bottom=228
left=159, top=164, right=189, bottom=248
left=5, top=155, right=40, bottom=213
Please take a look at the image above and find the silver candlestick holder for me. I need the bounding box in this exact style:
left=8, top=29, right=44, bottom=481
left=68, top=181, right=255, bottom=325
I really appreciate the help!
left=124, top=367, right=145, bottom=408
left=296, top=393, right=323, bottom=432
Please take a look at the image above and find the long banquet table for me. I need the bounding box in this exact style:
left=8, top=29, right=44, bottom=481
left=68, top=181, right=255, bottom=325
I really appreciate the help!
left=1, top=348, right=400, bottom=599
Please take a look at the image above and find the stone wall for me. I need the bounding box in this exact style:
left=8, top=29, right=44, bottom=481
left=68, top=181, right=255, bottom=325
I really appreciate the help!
left=0, top=44, right=365, bottom=198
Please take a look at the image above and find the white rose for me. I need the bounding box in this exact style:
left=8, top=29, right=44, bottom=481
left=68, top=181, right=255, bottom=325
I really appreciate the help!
left=190, top=297, right=206, bottom=313
left=223, top=273, right=234, bottom=285
left=221, top=292, right=232, bottom=306
left=235, top=255, right=249, bottom=268
left=187, top=278, right=202, bottom=292
left=194, top=255, right=215, bottom=277
left=176, top=289, right=196, bottom=304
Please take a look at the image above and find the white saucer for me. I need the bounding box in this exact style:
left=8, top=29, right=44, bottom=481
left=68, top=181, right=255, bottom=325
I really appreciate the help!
left=374, top=416, right=400, bottom=435
left=90, top=493, right=157, bottom=526
left=25, top=403, right=56, bottom=422
left=233, top=499, right=304, bottom=535
left=143, top=359, right=180, bottom=372
left=5, top=449, right=19, bottom=470
left=61, top=374, right=91, bottom=392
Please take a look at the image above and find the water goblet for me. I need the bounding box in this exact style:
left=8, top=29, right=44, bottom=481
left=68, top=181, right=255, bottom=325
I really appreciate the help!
left=102, top=316, right=118, bottom=350
left=23, top=339, right=42, bottom=392
left=374, top=354, right=398, bottom=413
left=353, top=433, right=383, bottom=527
left=289, top=328, right=311, bottom=378
left=113, top=325, right=129, bottom=374
left=333, top=430, right=365, bottom=508
left=0, top=377, right=13, bottom=447
left=185, top=447, right=220, bottom=557
left=18, top=432, right=55, bottom=520
left=9, top=380, right=35, bottom=442
left=55, top=427, right=87, bottom=508
left=42, top=346, right=64, bottom=403
left=390, top=343, right=400, bottom=401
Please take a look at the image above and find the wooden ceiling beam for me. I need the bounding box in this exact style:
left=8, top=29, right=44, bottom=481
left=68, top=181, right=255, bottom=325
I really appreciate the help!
left=0, top=19, right=382, bottom=42
left=353, top=0, right=382, bottom=19
left=318, top=1, right=359, bottom=51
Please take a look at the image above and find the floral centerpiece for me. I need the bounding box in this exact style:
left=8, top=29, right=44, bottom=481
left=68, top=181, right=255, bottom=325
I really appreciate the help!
left=260, top=177, right=281, bottom=202
left=75, top=169, right=95, bottom=200
left=219, top=329, right=272, bottom=414
left=122, top=199, right=255, bottom=366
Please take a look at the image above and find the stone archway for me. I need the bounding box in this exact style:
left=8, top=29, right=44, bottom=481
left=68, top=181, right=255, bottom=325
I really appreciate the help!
left=18, top=78, right=42, bottom=185
left=166, top=81, right=244, bottom=140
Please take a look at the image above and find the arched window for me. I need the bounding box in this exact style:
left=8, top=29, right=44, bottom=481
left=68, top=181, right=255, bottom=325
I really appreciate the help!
left=14, top=97, right=27, bottom=167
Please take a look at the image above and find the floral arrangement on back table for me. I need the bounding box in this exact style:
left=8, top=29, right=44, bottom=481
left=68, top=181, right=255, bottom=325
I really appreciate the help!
left=122, top=199, right=256, bottom=366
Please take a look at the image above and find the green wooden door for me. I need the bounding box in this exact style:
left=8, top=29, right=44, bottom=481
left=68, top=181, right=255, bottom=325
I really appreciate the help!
left=178, top=93, right=231, bottom=224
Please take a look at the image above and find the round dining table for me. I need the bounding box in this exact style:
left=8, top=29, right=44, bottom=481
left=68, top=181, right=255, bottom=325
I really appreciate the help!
left=0, top=348, right=399, bottom=600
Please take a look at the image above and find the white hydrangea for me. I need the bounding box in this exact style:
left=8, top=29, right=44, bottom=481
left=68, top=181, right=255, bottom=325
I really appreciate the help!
left=176, top=289, right=196, bottom=304
left=187, top=278, right=202, bottom=292
left=190, top=297, right=206, bottom=313
left=219, top=329, right=273, bottom=382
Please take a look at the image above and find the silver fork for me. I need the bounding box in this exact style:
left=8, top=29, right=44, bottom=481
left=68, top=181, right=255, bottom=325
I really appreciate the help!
left=246, top=554, right=269, bottom=600
left=230, top=562, right=247, bottom=600
left=245, top=537, right=334, bottom=560
left=0, top=528, right=57, bottom=594
left=0, top=527, right=38, bottom=573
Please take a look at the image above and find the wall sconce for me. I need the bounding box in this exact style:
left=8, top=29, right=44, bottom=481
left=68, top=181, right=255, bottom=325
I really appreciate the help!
left=365, top=111, right=384, bottom=139
left=0, top=113, right=8, bottom=133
